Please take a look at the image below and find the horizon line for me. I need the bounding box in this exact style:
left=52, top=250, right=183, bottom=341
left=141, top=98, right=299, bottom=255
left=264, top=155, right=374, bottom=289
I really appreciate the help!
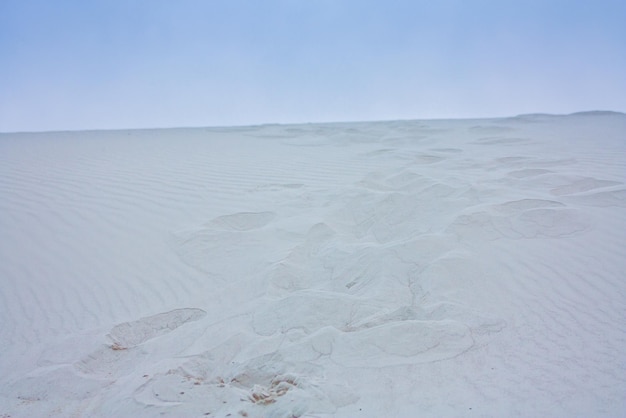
left=1, top=110, right=623, bottom=135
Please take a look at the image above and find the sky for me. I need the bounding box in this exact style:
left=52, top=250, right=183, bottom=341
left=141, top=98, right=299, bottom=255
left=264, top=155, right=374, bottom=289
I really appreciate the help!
left=1, top=0, right=625, bottom=132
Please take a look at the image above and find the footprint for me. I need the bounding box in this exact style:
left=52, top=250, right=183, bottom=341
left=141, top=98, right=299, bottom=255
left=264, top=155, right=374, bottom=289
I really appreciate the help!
left=551, top=178, right=622, bottom=196
left=108, top=308, right=206, bottom=348
left=507, top=169, right=552, bottom=178
left=429, top=148, right=462, bottom=153
left=413, top=154, right=444, bottom=164
left=449, top=202, right=588, bottom=240
left=75, top=309, right=206, bottom=378
left=493, top=199, right=565, bottom=214
left=3, top=366, right=108, bottom=413
left=172, top=214, right=283, bottom=276
left=362, top=148, right=396, bottom=157
left=469, top=125, right=515, bottom=134
left=383, top=171, right=432, bottom=191
left=565, top=189, right=626, bottom=207
left=516, top=208, right=589, bottom=237
left=472, top=137, right=528, bottom=145
left=251, top=183, right=304, bottom=193
left=252, top=291, right=382, bottom=336
left=133, top=349, right=356, bottom=417
left=75, top=343, right=145, bottom=378
left=209, top=211, right=276, bottom=231
left=330, top=320, right=474, bottom=367
left=267, top=223, right=337, bottom=296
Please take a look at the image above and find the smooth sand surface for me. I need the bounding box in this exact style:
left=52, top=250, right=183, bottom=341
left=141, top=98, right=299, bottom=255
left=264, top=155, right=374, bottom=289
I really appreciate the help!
left=1, top=112, right=625, bottom=417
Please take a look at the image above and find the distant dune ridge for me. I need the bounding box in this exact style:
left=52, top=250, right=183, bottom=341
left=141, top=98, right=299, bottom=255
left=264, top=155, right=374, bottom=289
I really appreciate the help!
left=0, top=112, right=625, bottom=417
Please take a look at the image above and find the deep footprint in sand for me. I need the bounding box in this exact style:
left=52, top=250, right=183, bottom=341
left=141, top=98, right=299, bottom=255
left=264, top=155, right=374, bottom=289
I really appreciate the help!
left=75, top=308, right=206, bottom=377
left=107, top=308, right=206, bottom=348
left=133, top=349, right=357, bottom=417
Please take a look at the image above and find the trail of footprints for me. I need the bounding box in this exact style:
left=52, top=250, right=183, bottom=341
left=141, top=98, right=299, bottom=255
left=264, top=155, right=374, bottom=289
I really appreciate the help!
left=31, top=141, right=623, bottom=417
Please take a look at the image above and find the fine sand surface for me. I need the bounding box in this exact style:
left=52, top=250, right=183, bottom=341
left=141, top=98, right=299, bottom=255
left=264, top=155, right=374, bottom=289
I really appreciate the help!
left=1, top=112, right=625, bottom=417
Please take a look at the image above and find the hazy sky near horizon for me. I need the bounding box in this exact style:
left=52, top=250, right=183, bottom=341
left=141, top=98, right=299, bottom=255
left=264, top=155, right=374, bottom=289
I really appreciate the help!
left=1, top=0, right=625, bottom=132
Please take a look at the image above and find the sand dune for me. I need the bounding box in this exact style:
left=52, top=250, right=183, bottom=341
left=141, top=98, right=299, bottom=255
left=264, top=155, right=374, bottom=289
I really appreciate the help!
left=1, top=112, right=625, bottom=417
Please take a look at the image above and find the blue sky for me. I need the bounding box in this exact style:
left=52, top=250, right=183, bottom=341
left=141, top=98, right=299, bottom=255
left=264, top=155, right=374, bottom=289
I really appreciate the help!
left=1, top=0, right=625, bottom=132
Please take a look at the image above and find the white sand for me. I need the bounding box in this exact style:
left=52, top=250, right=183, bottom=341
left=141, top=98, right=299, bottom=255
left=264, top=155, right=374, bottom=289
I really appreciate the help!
left=1, top=112, right=625, bottom=417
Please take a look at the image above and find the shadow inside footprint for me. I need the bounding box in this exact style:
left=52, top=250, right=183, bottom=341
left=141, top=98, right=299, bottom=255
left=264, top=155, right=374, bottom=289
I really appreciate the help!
left=75, top=308, right=206, bottom=378
left=109, top=308, right=207, bottom=348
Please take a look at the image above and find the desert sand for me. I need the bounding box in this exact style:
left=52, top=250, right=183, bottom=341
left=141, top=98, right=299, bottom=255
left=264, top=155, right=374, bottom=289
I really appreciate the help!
left=1, top=112, right=625, bottom=417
